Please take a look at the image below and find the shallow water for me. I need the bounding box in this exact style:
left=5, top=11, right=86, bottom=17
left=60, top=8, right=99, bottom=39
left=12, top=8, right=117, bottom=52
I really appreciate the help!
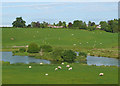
left=1, top=52, right=119, bottom=66
left=1, top=52, right=50, bottom=64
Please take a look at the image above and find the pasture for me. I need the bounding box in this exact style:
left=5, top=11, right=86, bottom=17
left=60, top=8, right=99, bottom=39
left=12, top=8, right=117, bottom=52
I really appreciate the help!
left=2, top=28, right=118, bottom=58
left=2, top=64, right=118, bottom=84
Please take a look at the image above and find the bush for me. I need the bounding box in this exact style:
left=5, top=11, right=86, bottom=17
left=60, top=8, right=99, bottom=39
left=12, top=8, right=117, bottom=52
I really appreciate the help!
left=61, top=50, right=76, bottom=63
left=19, top=47, right=26, bottom=52
left=51, top=48, right=64, bottom=62
left=12, top=50, right=19, bottom=54
left=27, top=43, right=39, bottom=53
left=79, top=52, right=87, bottom=57
left=40, top=45, right=52, bottom=52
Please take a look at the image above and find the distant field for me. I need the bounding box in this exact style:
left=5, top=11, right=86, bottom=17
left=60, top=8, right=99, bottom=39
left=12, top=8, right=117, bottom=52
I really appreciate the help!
left=2, top=28, right=118, bottom=48
left=2, top=64, right=118, bottom=84
left=2, top=28, right=118, bottom=58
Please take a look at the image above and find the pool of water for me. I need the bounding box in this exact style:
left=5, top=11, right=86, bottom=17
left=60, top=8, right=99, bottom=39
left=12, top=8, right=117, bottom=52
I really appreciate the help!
left=0, top=52, right=119, bottom=66
left=1, top=52, right=50, bottom=64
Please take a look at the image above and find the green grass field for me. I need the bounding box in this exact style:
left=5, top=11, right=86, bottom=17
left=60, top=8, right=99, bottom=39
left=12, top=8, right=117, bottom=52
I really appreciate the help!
left=2, top=28, right=118, bottom=58
left=2, top=28, right=118, bottom=48
left=2, top=64, right=118, bottom=84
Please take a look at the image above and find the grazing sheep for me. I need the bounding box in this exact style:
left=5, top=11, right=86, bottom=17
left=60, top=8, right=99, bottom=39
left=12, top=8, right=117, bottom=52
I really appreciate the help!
left=10, top=38, right=14, bottom=40
left=29, top=66, right=32, bottom=69
left=100, top=43, right=102, bottom=44
left=58, top=66, right=62, bottom=69
left=66, top=65, right=70, bottom=68
left=73, top=44, right=76, bottom=46
left=61, top=62, right=64, bottom=65
left=80, top=43, right=82, bottom=44
left=68, top=67, right=72, bottom=70
left=72, top=34, right=74, bottom=36
left=55, top=68, right=58, bottom=71
left=45, top=73, right=48, bottom=76
left=40, top=62, right=43, bottom=65
left=99, top=73, right=104, bottom=76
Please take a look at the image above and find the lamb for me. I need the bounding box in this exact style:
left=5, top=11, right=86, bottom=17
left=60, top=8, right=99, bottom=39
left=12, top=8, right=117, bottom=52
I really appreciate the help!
left=40, top=62, right=43, bottom=65
left=29, top=66, right=31, bottom=68
left=58, top=66, right=62, bottom=69
left=68, top=67, right=72, bottom=70
left=66, top=65, right=70, bottom=68
left=99, top=73, right=104, bottom=76
left=55, top=68, right=58, bottom=71
left=45, top=73, right=48, bottom=76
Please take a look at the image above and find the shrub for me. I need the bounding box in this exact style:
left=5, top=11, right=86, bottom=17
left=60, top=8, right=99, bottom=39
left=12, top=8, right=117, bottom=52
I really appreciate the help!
left=27, top=43, right=39, bottom=53
left=40, top=45, right=52, bottom=52
left=12, top=50, right=19, bottom=54
left=19, top=47, right=26, bottom=52
left=51, top=48, right=64, bottom=62
left=79, top=52, right=87, bottom=57
left=61, top=50, right=76, bottom=63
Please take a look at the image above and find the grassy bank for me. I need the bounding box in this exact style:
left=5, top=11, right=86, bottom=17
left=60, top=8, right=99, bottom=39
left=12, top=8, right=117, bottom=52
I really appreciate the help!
left=2, top=63, right=118, bottom=84
left=2, top=28, right=118, bottom=58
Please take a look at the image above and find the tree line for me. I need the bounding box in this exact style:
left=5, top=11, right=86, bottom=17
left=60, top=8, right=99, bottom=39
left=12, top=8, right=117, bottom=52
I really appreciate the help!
left=12, top=17, right=119, bottom=33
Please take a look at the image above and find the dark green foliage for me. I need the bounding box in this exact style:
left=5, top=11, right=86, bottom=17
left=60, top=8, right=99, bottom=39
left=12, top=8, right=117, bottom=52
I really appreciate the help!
left=72, top=20, right=87, bottom=29
left=27, top=43, right=39, bottom=53
left=12, top=50, right=19, bottom=54
left=19, top=47, right=26, bottom=52
left=79, top=52, right=87, bottom=57
left=12, top=17, right=26, bottom=27
left=87, top=26, right=96, bottom=31
left=40, top=45, right=53, bottom=52
left=61, top=50, right=76, bottom=63
left=51, top=48, right=64, bottom=62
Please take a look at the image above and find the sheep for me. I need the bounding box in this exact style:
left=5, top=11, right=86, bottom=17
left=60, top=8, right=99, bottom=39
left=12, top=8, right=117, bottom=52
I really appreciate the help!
left=45, top=73, right=48, bottom=76
left=58, top=66, right=62, bottom=69
left=73, top=44, right=76, bottom=46
left=72, top=34, right=74, bottom=36
left=55, top=68, right=58, bottom=71
left=66, top=65, right=70, bottom=68
left=61, top=62, right=64, bottom=65
left=40, top=62, right=43, bottom=65
left=100, top=43, right=102, bottom=44
left=99, top=73, right=104, bottom=76
left=86, top=42, right=88, bottom=43
left=80, top=43, right=82, bottom=44
left=68, top=67, right=72, bottom=70
left=29, top=66, right=32, bottom=69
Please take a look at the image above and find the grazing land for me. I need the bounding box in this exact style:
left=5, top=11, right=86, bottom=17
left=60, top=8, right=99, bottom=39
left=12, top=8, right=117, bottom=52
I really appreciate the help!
left=2, top=63, right=118, bottom=84
left=2, top=28, right=118, bottom=58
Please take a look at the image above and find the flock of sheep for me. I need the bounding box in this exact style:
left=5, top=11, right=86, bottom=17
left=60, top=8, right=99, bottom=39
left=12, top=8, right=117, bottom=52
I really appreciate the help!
left=28, top=62, right=104, bottom=76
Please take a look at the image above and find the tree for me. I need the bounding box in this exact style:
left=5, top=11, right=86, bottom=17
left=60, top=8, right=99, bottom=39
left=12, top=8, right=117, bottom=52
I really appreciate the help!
left=27, top=24, right=31, bottom=28
left=68, top=22, right=72, bottom=28
left=62, top=21, right=66, bottom=28
left=91, top=22, right=95, bottom=26
left=61, top=50, right=76, bottom=63
left=27, top=43, right=39, bottom=53
left=40, top=45, right=53, bottom=52
left=58, top=21, right=62, bottom=26
left=12, top=17, right=26, bottom=27
left=88, top=21, right=92, bottom=26
left=19, top=47, right=26, bottom=52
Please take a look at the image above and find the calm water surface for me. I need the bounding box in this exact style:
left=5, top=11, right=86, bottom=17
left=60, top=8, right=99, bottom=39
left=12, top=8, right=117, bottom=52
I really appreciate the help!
left=1, top=52, right=119, bottom=66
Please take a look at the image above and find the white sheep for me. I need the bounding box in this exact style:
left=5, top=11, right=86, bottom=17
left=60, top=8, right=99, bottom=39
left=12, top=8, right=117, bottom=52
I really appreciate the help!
left=55, top=68, right=58, bottom=71
left=68, top=67, right=72, bottom=70
left=99, top=73, right=104, bottom=76
left=72, top=34, right=74, bottom=36
left=66, top=65, right=70, bottom=68
left=58, top=66, right=62, bottom=69
left=45, top=73, right=48, bottom=76
left=29, top=66, right=32, bottom=69
left=40, top=62, right=43, bottom=65
left=73, top=44, right=76, bottom=46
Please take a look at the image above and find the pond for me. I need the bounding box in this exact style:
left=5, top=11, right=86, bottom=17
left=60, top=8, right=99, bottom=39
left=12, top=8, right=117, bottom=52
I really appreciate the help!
left=1, top=52, right=50, bottom=64
left=0, top=52, right=119, bottom=66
